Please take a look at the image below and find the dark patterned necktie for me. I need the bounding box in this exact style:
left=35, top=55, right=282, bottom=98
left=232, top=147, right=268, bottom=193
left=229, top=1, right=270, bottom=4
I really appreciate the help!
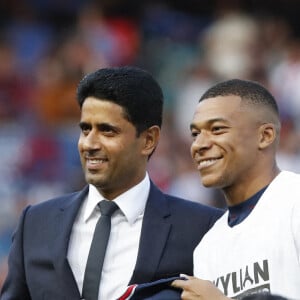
left=82, top=200, right=118, bottom=300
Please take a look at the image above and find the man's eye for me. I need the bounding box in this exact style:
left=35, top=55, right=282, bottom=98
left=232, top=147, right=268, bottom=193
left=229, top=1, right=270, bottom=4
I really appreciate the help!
left=99, top=125, right=117, bottom=135
left=79, top=124, right=90, bottom=134
left=191, top=131, right=199, bottom=138
left=103, top=128, right=114, bottom=133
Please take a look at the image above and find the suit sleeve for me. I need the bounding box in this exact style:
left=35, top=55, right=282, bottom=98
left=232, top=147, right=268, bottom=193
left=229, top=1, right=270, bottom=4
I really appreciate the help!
left=0, top=207, right=31, bottom=300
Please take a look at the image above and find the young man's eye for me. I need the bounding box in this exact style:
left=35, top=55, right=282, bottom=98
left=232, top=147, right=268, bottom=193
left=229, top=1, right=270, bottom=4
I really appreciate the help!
left=212, top=126, right=221, bottom=131
left=212, top=126, right=226, bottom=133
left=191, top=131, right=200, bottom=139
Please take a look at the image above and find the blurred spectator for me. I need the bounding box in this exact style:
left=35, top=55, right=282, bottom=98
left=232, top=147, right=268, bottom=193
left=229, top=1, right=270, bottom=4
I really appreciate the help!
left=14, top=128, right=66, bottom=203
left=173, top=64, right=214, bottom=143
left=0, top=40, right=32, bottom=122
left=203, top=11, right=260, bottom=79
left=76, top=2, right=141, bottom=66
left=269, top=39, right=300, bottom=129
left=31, top=36, right=82, bottom=127
left=3, top=2, right=54, bottom=75
left=276, top=118, right=300, bottom=173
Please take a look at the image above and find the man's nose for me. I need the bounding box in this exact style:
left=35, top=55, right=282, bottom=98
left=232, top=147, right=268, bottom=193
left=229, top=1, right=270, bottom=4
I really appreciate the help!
left=191, top=132, right=212, bottom=154
left=80, top=131, right=101, bottom=150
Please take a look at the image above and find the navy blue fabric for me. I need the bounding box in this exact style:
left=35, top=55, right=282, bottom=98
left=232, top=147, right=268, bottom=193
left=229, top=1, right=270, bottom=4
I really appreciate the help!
left=119, top=276, right=184, bottom=300
left=228, top=185, right=268, bottom=227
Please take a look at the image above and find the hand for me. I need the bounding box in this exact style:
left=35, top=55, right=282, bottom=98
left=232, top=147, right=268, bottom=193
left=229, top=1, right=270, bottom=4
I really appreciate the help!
left=171, top=275, right=231, bottom=300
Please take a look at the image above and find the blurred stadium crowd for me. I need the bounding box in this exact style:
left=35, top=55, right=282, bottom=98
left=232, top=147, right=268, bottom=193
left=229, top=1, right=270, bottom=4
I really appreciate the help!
left=1, top=0, right=300, bottom=287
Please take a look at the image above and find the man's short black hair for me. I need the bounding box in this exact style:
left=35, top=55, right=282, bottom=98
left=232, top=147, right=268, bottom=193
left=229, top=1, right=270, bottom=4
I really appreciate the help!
left=77, top=66, right=164, bottom=136
left=199, top=79, right=279, bottom=117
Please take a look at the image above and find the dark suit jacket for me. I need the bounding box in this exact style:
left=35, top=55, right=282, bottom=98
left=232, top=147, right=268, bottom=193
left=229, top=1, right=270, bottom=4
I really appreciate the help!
left=0, top=182, right=223, bottom=300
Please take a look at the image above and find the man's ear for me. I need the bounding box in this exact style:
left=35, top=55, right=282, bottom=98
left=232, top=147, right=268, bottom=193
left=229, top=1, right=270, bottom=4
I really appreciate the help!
left=258, top=123, right=277, bottom=150
left=141, top=125, right=160, bottom=156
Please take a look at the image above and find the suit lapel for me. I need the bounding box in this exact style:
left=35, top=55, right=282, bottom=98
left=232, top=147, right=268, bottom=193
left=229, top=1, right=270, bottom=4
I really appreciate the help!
left=51, top=186, right=89, bottom=298
left=129, top=182, right=171, bottom=284
left=48, top=183, right=171, bottom=291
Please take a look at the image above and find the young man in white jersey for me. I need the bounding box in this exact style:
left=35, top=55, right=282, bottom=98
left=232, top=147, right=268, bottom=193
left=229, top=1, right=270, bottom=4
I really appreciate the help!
left=172, top=79, right=300, bottom=299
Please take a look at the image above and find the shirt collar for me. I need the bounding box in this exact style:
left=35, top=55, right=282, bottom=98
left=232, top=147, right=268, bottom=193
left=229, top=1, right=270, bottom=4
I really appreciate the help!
left=83, top=184, right=103, bottom=223
left=84, top=173, right=150, bottom=225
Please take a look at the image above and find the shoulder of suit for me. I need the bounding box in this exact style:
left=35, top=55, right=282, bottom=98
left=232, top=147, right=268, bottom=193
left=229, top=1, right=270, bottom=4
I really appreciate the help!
left=164, top=193, right=224, bottom=214
left=27, top=186, right=88, bottom=212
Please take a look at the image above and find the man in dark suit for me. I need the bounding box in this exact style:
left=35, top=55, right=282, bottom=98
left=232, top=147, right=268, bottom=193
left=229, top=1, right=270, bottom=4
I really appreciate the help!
left=0, top=66, right=223, bottom=300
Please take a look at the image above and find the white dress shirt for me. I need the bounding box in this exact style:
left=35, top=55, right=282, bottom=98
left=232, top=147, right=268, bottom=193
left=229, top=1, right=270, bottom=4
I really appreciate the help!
left=67, top=174, right=150, bottom=299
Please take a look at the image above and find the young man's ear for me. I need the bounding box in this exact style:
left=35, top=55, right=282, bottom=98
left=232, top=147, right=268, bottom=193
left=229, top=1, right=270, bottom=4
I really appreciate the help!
left=258, top=123, right=277, bottom=150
